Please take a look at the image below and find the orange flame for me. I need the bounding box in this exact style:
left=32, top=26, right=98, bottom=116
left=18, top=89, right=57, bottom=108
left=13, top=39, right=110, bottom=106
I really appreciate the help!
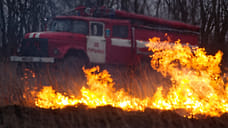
left=32, top=66, right=149, bottom=111
left=27, top=37, right=228, bottom=118
left=146, top=37, right=228, bottom=117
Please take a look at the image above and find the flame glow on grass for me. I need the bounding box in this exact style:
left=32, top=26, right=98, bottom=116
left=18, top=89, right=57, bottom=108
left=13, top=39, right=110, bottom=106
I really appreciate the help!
left=27, top=37, right=228, bottom=118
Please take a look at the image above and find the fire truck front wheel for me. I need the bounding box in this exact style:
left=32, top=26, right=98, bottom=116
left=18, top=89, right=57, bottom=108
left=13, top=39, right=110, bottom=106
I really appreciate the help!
left=58, top=55, right=89, bottom=76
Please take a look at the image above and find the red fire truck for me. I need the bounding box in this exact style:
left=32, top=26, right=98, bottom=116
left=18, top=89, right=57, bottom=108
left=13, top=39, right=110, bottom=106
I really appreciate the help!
left=10, top=7, right=200, bottom=69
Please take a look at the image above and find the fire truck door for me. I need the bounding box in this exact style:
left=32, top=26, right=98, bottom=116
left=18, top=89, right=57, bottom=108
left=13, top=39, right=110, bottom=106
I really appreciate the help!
left=109, top=24, right=134, bottom=64
left=87, top=22, right=106, bottom=63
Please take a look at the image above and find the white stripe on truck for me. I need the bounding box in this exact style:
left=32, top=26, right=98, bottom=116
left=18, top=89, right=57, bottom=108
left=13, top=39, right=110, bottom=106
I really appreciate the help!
left=136, top=40, right=149, bottom=48
left=29, top=33, right=35, bottom=38
left=111, top=38, right=131, bottom=47
left=35, top=33, right=40, bottom=38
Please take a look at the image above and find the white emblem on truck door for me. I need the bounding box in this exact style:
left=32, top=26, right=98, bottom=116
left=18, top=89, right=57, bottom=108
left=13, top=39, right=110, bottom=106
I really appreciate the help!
left=87, top=21, right=106, bottom=63
left=87, top=36, right=106, bottom=63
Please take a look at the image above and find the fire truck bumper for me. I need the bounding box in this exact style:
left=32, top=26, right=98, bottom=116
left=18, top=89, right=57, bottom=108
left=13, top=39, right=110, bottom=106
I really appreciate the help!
left=10, top=56, right=55, bottom=63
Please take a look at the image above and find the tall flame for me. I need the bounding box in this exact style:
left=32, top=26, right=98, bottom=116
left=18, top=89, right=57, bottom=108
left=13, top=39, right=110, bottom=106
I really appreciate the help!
left=26, top=37, right=228, bottom=118
left=146, top=37, right=228, bottom=117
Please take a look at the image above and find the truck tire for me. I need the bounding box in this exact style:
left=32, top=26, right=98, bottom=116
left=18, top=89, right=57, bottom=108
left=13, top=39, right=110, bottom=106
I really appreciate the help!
left=60, top=55, right=88, bottom=77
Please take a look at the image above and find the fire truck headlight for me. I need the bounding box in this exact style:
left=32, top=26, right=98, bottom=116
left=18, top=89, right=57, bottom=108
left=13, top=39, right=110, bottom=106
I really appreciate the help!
left=53, top=48, right=60, bottom=55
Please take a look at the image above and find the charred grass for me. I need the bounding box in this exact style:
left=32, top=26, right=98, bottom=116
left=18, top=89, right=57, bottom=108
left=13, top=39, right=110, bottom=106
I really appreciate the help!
left=0, top=105, right=228, bottom=128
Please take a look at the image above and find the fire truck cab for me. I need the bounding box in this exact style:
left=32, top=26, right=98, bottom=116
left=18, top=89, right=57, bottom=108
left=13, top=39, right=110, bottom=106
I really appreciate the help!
left=10, top=7, right=200, bottom=66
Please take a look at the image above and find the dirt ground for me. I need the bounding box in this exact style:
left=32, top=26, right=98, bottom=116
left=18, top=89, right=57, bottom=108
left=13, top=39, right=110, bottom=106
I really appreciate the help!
left=0, top=105, right=228, bottom=128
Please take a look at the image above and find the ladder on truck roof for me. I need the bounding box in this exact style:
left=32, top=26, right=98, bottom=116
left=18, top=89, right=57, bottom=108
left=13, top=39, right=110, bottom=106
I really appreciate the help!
left=62, top=6, right=200, bottom=32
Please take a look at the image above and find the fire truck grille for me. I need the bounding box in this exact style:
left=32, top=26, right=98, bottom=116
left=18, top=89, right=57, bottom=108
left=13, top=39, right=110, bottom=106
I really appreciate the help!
left=20, top=38, right=48, bottom=57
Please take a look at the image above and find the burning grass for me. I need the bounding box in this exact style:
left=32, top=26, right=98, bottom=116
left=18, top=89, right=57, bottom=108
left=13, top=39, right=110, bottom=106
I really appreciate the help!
left=22, top=37, right=228, bottom=119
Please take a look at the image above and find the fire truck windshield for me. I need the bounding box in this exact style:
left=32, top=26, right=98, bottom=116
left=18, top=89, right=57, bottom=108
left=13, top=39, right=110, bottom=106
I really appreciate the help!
left=49, top=19, right=88, bottom=35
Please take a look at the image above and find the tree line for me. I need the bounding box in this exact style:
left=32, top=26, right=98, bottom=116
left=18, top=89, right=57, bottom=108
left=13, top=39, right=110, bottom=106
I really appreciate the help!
left=0, top=0, right=227, bottom=59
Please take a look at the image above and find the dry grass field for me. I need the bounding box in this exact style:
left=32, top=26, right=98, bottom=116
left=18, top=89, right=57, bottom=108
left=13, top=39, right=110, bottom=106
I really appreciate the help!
left=0, top=61, right=228, bottom=128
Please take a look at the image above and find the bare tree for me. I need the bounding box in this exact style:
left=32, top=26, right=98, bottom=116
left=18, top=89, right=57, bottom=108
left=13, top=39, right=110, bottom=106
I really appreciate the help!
left=0, top=0, right=57, bottom=56
left=199, top=0, right=228, bottom=48
left=189, top=0, right=199, bottom=25
left=0, top=0, right=6, bottom=57
left=164, top=0, right=188, bottom=22
left=155, top=0, right=161, bottom=17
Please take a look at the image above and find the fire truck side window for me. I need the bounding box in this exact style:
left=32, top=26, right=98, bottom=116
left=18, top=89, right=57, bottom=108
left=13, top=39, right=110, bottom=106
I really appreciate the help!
left=90, top=23, right=103, bottom=36
left=112, top=25, right=128, bottom=38
left=72, top=20, right=88, bottom=35
left=50, top=19, right=70, bottom=32
left=49, top=19, right=88, bottom=35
